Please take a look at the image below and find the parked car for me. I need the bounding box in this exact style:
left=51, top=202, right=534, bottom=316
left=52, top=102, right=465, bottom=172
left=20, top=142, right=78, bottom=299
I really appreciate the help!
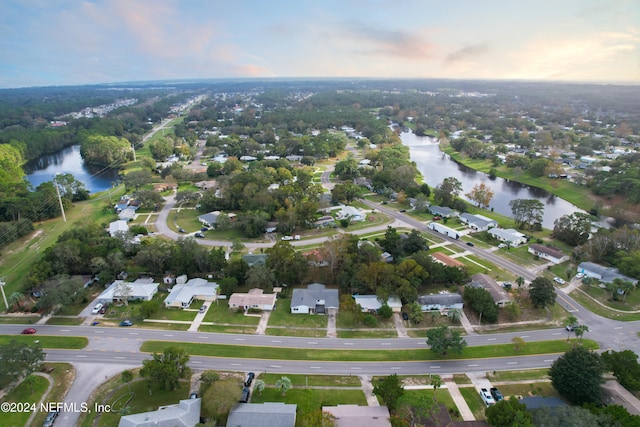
left=576, top=273, right=585, bottom=279
left=433, top=215, right=442, bottom=220
left=43, top=410, right=59, bottom=427
left=120, top=320, right=133, bottom=327
left=466, top=242, right=474, bottom=246
left=400, top=209, right=407, bottom=212
left=240, top=386, right=251, bottom=403
left=498, top=243, right=506, bottom=249
left=91, top=303, right=103, bottom=314
left=565, top=323, right=579, bottom=332
left=200, top=227, right=209, bottom=232
left=402, top=312, right=409, bottom=321
left=554, top=277, right=566, bottom=285
left=190, top=392, right=199, bottom=399
left=244, top=372, right=255, bottom=387
left=480, top=388, right=496, bottom=406
left=99, top=306, right=107, bottom=314
left=21, top=327, right=37, bottom=334
left=199, top=305, right=207, bottom=313
left=195, top=232, right=205, bottom=238
left=178, top=228, right=186, bottom=233
left=490, top=387, right=504, bottom=402
left=281, top=235, right=293, bottom=241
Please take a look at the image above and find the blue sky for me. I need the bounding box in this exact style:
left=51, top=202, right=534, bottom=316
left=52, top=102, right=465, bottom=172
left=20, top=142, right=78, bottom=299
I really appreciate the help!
left=1, top=0, right=638, bottom=88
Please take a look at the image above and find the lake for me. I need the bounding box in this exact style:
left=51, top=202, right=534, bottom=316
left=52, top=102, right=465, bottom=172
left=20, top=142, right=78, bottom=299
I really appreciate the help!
left=24, top=145, right=121, bottom=194
left=400, top=132, right=583, bottom=229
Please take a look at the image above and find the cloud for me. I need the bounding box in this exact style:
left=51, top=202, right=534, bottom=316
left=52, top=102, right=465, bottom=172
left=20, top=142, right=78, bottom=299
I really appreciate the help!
left=445, top=43, right=489, bottom=64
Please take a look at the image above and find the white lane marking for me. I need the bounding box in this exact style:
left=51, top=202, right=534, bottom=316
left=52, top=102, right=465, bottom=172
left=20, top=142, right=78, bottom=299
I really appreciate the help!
left=94, top=331, right=104, bottom=334
left=344, top=343, right=354, bottom=346
left=487, top=338, right=496, bottom=341
left=60, top=329, right=70, bottom=332
left=508, top=362, right=518, bottom=365
left=390, top=367, right=402, bottom=370
left=350, top=367, right=362, bottom=370
left=614, top=327, right=623, bottom=330
left=521, top=335, right=529, bottom=338
left=115, top=356, right=126, bottom=359
left=76, top=355, right=87, bottom=358
left=552, top=333, right=561, bottom=335
left=381, top=342, right=391, bottom=346
left=234, top=338, right=245, bottom=341
left=192, top=361, right=202, bottom=364
left=231, top=363, right=242, bottom=366
left=430, top=366, right=441, bottom=369
left=270, top=365, right=281, bottom=368
left=128, top=332, right=138, bottom=335
left=310, top=366, right=322, bottom=369
left=198, top=336, right=208, bottom=339
left=468, top=364, right=479, bottom=367
left=544, top=359, right=554, bottom=362
left=163, top=334, right=173, bottom=337
left=271, top=340, right=282, bottom=343
left=307, top=342, right=317, bottom=345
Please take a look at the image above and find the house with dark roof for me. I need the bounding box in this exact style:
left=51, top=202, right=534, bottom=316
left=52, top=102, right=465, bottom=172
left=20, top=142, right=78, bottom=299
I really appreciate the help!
left=418, top=293, right=463, bottom=311
left=469, top=273, right=512, bottom=307
left=291, top=283, right=339, bottom=314
left=577, top=262, right=638, bottom=285
left=429, top=206, right=457, bottom=218
left=226, top=402, right=296, bottom=427
left=528, top=244, right=569, bottom=264
left=323, top=405, right=391, bottom=427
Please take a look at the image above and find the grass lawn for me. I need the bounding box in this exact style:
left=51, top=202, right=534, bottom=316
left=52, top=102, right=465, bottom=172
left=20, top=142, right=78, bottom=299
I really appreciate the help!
left=251, top=387, right=366, bottom=425
left=30, top=363, right=75, bottom=427
left=571, top=288, right=640, bottom=321
left=497, top=382, right=559, bottom=400
left=199, top=324, right=258, bottom=334
left=0, top=316, right=40, bottom=324
left=140, top=339, right=598, bottom=362
left=140, top=322, right=191, bottom=331
left=337, top=329, right=398, bottom=338
left=46, top=316, right=85, bottom=325
left=266, top=327, right=326, bottom=338
left=459, top=386, right=487, bottom=420
left=1, top=374, right=50, bottom=427
left=0, top=335, right=88, bottom=349
left=489, top=368, right=549, bottom=382
left=403, top=389, right=463, bottom=422
left=203, top=300, right=261, bottom=325
left=452, top=374, right=472, bottom=384
left=151, top=304, right=198, bottom=322
left=258, top=373, right=361, bottom=387
left=267, top=298, right=328, bottom=329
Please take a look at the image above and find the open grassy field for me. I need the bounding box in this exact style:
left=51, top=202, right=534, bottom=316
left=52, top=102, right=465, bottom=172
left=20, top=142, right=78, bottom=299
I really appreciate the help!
left=257, top=373, right=361, bottom=387
left=1, top=374, right=50, bottom=427
left=0, top=335, right=88, bottom=349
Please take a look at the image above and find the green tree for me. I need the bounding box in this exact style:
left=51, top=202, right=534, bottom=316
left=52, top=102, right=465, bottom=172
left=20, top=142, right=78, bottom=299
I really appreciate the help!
left=373, top=374, right=404, bottom=411
left=512, top=336, right=526, bottom=353
left=485, top=397, right=534, bottom=427
left=266, top=241, right=308, bottom=286
left=275, top=376, right=292, bottom=396
left=121, top=370, right=134, bottom=392
left=509, top=199, right=544, bottom=230
left=515, top=276, right=525, bottom=288
left=0, top=341, right=45, bottom=392
left=254, top=379, right=266, bottom=395
left=528, top=158, right=550, bottom=177
left=199, top=370, right=220, bottom=395
left=564, top=315, right=578, bottom=341
left=528, top=277, right=556, bottom=308
left=463, top=286, right=498, bottom=323
left=397, top=391, right=438, bottom=427
left=140, top=346, right=191, bottom=392
left=602, top=350, right=640, bottom=392
left=202, top=378, right=242, bottom=422
left=430, top=375, right=442, bottom=400
left=434, top=177, right=463, bottom=207
left=378, top=303, right=393, bottom=319
left=466, top=182, right=495, bottom=208
left=549, top=346, right=604, bottom=405
left=123, top=169, right=152, bottom=192
left=552, top=212, right=592, bottom=246
left=425, top=325, right=467, bottom=355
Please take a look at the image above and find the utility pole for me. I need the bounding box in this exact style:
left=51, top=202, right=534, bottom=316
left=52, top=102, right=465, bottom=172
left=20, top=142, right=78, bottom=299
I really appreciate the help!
left=131, top=143, right=137, bottom=162
left=0, top=280, right=8, bottom=310
left=54, top=174, right=67, bottom=222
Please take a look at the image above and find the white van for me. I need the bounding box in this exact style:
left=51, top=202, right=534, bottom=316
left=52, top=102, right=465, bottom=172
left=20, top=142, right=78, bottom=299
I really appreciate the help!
left=91, top=303, right=103, bottom=314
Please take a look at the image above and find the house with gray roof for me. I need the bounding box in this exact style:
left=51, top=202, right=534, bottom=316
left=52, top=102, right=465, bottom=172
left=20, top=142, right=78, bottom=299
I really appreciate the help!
left=323, top=405, right=391, bottom=427
left=577, top=262, right=638, bottom=284
left=417, top=293, right=463, bottom=311
left=226, top=402, right=296, bottom=427
left=460, top=213, right=497, bottom=232
left=108, top=220, right=129, bottom=237
left=164, top=278, right=219, bottom=309
left=488, top=228, right=527, bottom=246
left=242, top=253, right=268, bottom=267
left=291, top=283, right=339, bottom=314
left=353, top=295, right=402, bottom=313
left=470, top=273, right=512, bottom=307
left=528, top=244, right=569, bottom=264
left=198, top=211, right=236, bottom=228
left=118, top=398, right=200, bottom=427
left=429, top=206, right=457, bottom=218
left=97, top=278, right=159, bottom=305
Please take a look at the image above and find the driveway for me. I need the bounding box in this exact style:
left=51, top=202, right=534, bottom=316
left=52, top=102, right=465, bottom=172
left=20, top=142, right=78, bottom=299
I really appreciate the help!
left=326, top=308, right=337, bottom=338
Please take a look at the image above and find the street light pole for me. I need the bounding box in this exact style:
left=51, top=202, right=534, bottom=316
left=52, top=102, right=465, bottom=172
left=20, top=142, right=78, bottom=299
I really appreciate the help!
left=0, top=280, right=8, bottom=310
left=54, top=175, right=67, bottom=222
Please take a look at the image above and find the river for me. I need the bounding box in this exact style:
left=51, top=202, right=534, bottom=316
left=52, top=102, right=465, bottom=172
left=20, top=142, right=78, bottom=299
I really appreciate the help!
left=24, top=145, right=121, bottom=194
left=400, top=132, right=582, bottom=229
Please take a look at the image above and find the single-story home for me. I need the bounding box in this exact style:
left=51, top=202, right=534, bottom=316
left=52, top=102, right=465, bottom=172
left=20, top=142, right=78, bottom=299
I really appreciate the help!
left=336, top=206, right=366, bottom=222
left=313, top=215, right=335, bottom=227
left=242, top=254, right=268, bottom=267
left=488, top=228, right=527, bottom=247
left=118, top=207, right=137, bottom=222
left=429, top=206, right=457, bottom=218
left=323, top=405, right=391, bottom=427
left=197, top=211, right=237, bottom=228
left=469, top=273, right=512, bottom=307
left=380, top=252, right=394, bottom=263
left=417, top=293, right=463, bottom=311
left=229, top=288, right=277, bottom=311
left=97, top=278, right=159, bottom=304
left=528, top=244, right=569, bottom=264
left=430, top=252, right=465, bottom=268
left=577, top=262, right=638, bottom=285
left=164, top=278, right=219, bottom=309
left=108, top=220, right=129, bottom=237
left=118, top=398, right=200, bottom=427
left=226, top=403, right=297, bottom=427
left=291, top=283, right=339, bottom=314
left=353, top=295, right=402, bottom=313
left=459, top=213, right=498, bottom=232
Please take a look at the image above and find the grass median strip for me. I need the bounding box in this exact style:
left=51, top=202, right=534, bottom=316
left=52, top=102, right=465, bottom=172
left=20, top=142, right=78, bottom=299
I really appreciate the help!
left=0, top=335, right=88, bottom=349
left=140, top=339, right=598, bottom=362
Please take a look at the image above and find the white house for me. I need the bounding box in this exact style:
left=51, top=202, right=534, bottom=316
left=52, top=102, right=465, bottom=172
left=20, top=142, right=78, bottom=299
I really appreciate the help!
left=108, top=220, right=129, bottom=237
left=488, top=228, right=527, bottom=247
left=291, top=283, right=339, bottom=314
left=528, top=244, right=569, bottom=264
left=97, top=278, right=159, bottom=304
left=459, top=213, right=497, bottom=232
left=353, top=295, right=402, bottom=313
left=323, top=405, right=391, bottom=427
left=164, top=278, right=219, bottom=309
left=427, top=222, right=462, bottom=239
left=229, top=288, right=277, bottom=311
left=336, top=206, right=366, bottom=222
left=577, top=262, right=638, bottom=285
left=417, top=293, right=463, bottom=312
left=118, top=398, right=200, bottom=427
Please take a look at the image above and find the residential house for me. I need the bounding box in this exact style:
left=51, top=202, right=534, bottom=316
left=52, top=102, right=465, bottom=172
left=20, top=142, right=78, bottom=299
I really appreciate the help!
left=198, top=211, right=237, bottom=228
left=336, top=206, right=366, bottom=222
left=430, top=252, right=465, bottom=268
left=118, top=207, right=137, bottom=222
left=528, top=244, right=569, bottom=264
left=164, top=278, right=219, bottom=309
left=323, top=405, right=391, bottom=427
left=429, top=206, right=457, bottom=218
left=313, top=215, right=335, bottom=228
left=118, top=398, right=200, bottom=427
left=352, top=295, right=402, bottom=313
left=488, top=228, right=527, bottom=247
left=469, top=273, right=512, bottom=307
left=291, top=283, right=339, bottom=314
left=459, top=213, right=497, bottom=232
left=418, top=293, right=463, bottom=311
left=577, top=262, right=638, bottom=285
left=380, top=252, right=394, bottom=263
left=97, top=278, right=159, bottom=304
left=229, top=288, right=277, bottom=311
left=108, top=220, right=129, bottom=237
left=226, top=403, right=297, bottom=427
left=427, top=222, right=462, bottom=239
left=242, top=253, right=268, bottom=267
left=194, top=180, right=217, bottom=190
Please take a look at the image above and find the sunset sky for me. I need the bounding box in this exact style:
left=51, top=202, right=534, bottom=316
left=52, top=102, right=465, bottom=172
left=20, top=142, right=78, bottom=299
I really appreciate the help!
left=1, top=0, right=638, bottom=88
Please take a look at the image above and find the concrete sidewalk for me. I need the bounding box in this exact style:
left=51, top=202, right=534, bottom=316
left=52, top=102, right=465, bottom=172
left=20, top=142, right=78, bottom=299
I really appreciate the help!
left=444, top=380, right=475, bottom=421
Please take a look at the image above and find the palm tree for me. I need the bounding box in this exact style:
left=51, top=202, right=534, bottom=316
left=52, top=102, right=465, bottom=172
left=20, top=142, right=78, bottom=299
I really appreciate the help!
left=564, top=315, right=578, bottom=341
left=515, top=276, right=525, bottom=288
left=447, top=308, right=461, bottom=324
left=8, top=292, right=25, bottom=310
left=121, top=369, right=134, bottom=392
left=254, top=379, right=265, bottom=395
left=574, top=325, right=589, bottom=344
left=275, top=376, right=292, bottom=396
left=431, top=374, right=442, bottom=401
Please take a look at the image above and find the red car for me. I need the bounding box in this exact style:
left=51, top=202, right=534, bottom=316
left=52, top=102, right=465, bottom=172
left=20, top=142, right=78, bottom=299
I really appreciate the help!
left=21, top=328, right=37, bottom=334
